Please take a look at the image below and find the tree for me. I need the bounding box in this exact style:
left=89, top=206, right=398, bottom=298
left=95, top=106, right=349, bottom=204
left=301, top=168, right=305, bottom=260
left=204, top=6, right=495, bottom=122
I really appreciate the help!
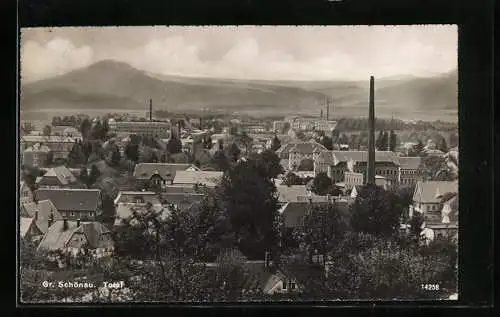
left=339, top=133, right=349, bottom=145
left=282, top=171, right=300, bottom=186
left=102, top=120, right=110, bottom=139
left=227, top=143, right=241, bottom=162
left=42, top=125, right=52, bottom=136
left=21, top=121, right=34, bottom=135
left=297, top=158, right=314, bottom=171
left=320, top=136, right=334, bottom=150
left=376, top=130, right=384, bottom=150
left=90, top=121, right=103, bottom=140
left=271, top=135, right=282, bottom=152
left=255, top=149, right=284, bottom=179
left=212, top=147, right=230, bottom=172
left=87, top=165, right=101, bottom=187
left=414, top=140, right=425, bottom=155
left=350, top=184, right=402, bottom=238
left=79, top=166, right=88, bottom=187
left=221, top=160, right=280, bottom=259
left=310, top=172, right=333, bottom=196
left=110, top=147, right=122, bottom=166
left=294, top=203, right=346, bottom=257
left=381, top=131, right=389, bottom=151
left=124, top=143, right=139, bottom=163
left=51, top=116, right=62, bottom=126
left=389, top=130, right=397, bottom=152
left=67, top=142, right=86, bottom=166
left=238, top=132, right=253, bottom=155
left=167, top=138, right=182, bottom=154
left=438, top=137, right=448, bottom=153
left=295, top=131, right=306, bottom=141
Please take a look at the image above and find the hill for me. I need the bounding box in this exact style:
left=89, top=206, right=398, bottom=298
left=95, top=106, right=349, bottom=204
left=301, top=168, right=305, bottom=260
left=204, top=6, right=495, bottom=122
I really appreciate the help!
left=20, top=60, right=457, bottom=120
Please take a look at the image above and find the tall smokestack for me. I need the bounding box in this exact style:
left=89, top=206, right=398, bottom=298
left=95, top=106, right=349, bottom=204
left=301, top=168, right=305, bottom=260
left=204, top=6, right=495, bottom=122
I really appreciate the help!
left=149, top=99, right=153, bottom=121
left=367, top=76, right=376, bottom=185
left=326, top=99, right=330, bottom=120
left=320, top=109, right=323, bottom=118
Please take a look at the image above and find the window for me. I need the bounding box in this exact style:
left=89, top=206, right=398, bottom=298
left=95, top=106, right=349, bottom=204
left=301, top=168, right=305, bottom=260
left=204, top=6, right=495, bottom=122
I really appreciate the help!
left=282, top=281, right=287, bottom=290
left=290, top=282, right=296, bottom=289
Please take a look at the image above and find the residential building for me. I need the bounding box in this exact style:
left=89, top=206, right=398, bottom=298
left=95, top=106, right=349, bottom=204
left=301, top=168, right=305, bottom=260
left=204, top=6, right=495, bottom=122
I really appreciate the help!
left=113, top=192, right=167, bottom=227
left=34, top=188, right=103, bottom=221
left=276, top=141, right=326, bottom=171
left=272, top=121, right=286, bottom=133
left=398, top=157, right=428, bottom=187
left=173, top=171, right=223, bottom=187
left=133, top=163, right=200, bottom=191
left=35, top=166, right=79, bottom=189
left=22, top=143, right=51, bottom=167
left=37, top=219, right=114, bottom=258
left=425, top=192, right=458, bottom=240
left=109, top=121, right=171, bottom=138
left=20, top=199, right=61, bottom=234
left=20, top=181, right=34, bottom=205
left=160, top=193, right=205, bottom=211
left=20, top=135, right=75, bottom=161
left=410, top=180, right=458, bottom=223
left=321, top=151, right=400, bottom=184
left=51, top=126, right=82, bottom=140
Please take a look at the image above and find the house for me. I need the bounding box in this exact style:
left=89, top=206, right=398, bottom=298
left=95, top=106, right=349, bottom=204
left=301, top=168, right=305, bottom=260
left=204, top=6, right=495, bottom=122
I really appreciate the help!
left=276, top=141, right=326, bottom=171
left=321, top=151, right=400, bottom=184
left=22, top=143, right=51, bottom=167
left=20, top=217, right=43, bottom=241
left=410, top=181, right=459, bottom=223
left=276, top=185, right=311, bottom=204
left=398, top=157, right=428, bottom=187
left=114, top=201, right=168, bottom=228
left=51, top=126, right=82, bottom=140
left=20, top=199, right=62, bottom=234
left=37, top=219, right=114, bottom=258
left=173, top=171, right=223, bottom=187
left=35, top=166, right=79, bottom=189
left=159, top=193, right=205, bottom=211
left=34, top=188, right=103, bottom=221
left=20, top=181, right=34, bottom=205
left=423, top=192, right=458, bottom=241
left=21, top=135, right=75, bottom=162
left=133, top=163, right=200, bottom=191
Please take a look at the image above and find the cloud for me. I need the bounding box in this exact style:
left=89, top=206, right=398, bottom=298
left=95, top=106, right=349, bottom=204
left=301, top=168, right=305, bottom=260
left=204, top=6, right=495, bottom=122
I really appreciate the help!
left=21, top=37, right=94, bottom=82
left=20, top=26, right=457, bottom=82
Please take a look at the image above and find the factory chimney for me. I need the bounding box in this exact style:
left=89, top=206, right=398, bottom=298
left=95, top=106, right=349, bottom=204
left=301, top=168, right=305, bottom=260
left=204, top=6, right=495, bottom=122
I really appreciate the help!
left=320, top=109, right=323, bottom=118
left=326, top=99, right=330, bottom=120
left=149, top=99, right=153, bottom=121
left=367, top=76, right=376, bottom=185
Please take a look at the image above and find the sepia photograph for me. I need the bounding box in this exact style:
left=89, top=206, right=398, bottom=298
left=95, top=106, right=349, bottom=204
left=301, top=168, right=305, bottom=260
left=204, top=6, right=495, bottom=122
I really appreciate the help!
left=18, top=25, right=459, bottom=303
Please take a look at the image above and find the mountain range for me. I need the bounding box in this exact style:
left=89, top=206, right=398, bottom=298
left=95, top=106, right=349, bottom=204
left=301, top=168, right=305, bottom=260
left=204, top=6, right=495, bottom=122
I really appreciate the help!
left=20, top=60, right=458, bottom=119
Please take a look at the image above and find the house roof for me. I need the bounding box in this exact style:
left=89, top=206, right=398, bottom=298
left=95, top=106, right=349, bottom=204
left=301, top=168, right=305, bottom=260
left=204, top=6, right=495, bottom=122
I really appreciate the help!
left=276, top=185, right=310, bottom=203
left=51, top=126, right=79, bottom=135
left=414, top=181, right=458, bottom=204
left=24, top=144, right=51, bottom=153
left=160, top=193, right=205, bottom=207
left=36, top=166, right=77, bottom=186
left=133, top=163, right=199, bottom=180
left=37, top=220, right=114, bottom=251
left=398, top=157, right=423, bottom=170
left=276, top=142, right=326, bottom=159
left=114, top=191, right=161, bottom=205
left=35, top=188, right=101, bottom=212
left=163, top=185, right=196, bottom=194
left=331, top=151, right=400, bottom=166
left=114, top=203, right=168, bottom=226
left=21, top=199, right=62, bottom=233
left=173, top=171, right=223, bottom=187
left=20, top=217, right=37, bottom=238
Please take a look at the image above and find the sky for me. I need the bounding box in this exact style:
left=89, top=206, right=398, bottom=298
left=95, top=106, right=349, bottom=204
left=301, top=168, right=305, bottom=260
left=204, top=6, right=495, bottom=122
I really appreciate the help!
left=20, top=25, right=457, bottom=82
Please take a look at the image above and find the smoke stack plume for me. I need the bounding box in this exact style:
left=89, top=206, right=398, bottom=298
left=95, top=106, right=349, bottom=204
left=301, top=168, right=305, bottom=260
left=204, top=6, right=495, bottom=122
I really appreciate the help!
left=149, top=99, right=153, bottom=121
left=367, top=76, right=376, bottom=185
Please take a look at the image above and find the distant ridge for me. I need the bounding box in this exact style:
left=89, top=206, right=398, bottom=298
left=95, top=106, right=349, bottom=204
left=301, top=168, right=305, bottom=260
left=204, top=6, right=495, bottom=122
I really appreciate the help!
left=20, top=60, right=458, bottom=117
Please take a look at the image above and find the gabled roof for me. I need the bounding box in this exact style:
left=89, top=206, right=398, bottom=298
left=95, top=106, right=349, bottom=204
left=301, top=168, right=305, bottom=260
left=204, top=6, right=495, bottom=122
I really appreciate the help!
left=35, top=188, right=101, bottom=212
left=413, top=181, right=458, bottom=204
left=133, top=163, right=199, bottom=180
left=114, top=203, right=168, bottom=227
left=276, top=185, right=309, bottom=203
left=37, top=220, right=113, bottom=251
left=173, top=171, right=223, bottom=187
left=21, top=199, right=62, bottom=233
left=398, top=157, right=424, bottom=170
left=20, top=217, right=42, bottom=238
left=330, top=151, right=400, bottom=166
left=276, top=142, right=326, bottom=159
left=36, top=166, right=77, bottom=186
left=160, top=193, right=205, bottom=206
